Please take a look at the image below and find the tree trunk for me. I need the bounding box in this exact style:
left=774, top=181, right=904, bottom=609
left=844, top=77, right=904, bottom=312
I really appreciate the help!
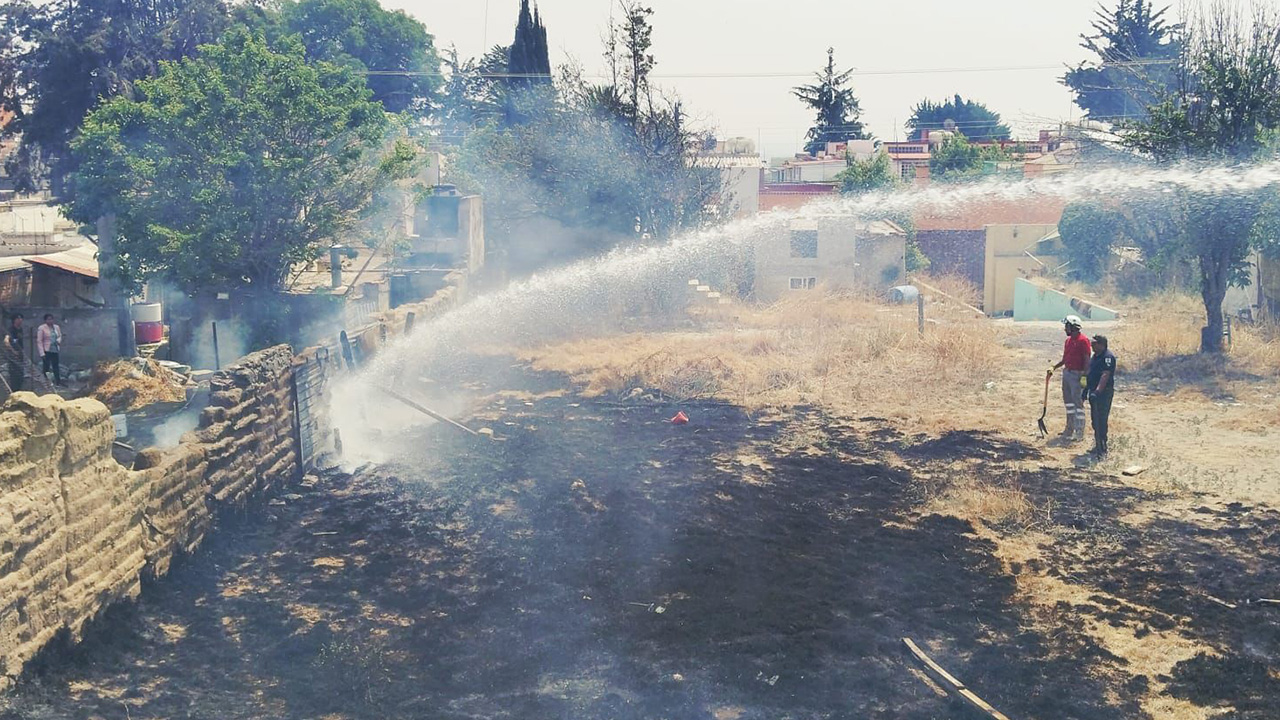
left=96, top=214, right=137, bottom=358
left=1199, top=252, right=1228, bottom=353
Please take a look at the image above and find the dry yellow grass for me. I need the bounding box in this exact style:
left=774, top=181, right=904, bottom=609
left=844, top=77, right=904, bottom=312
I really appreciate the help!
left=86, top=358, right=186, bottom=412
left=517, top=286, right=1008, bottom=427
left=922, top=471, right=1042, bottom=529
left=1108, top=291, right=1280, bottom=377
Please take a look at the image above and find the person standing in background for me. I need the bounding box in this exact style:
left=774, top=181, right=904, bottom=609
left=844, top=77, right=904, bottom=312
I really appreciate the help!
left=5, top=314, right=25, bottom=392
left=37, top=314, right=63, bottom=386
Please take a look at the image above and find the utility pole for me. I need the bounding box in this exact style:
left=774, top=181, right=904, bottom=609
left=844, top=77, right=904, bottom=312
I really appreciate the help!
left=96, top=215, right=137, bottom=358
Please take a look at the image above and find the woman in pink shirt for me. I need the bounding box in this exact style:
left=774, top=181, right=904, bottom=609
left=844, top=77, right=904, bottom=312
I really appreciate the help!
left=36, top=314, right=62, bottom=386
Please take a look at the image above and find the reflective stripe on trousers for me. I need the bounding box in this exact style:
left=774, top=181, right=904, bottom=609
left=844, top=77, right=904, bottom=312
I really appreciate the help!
left=1062, top=369, right=1086, bottom=433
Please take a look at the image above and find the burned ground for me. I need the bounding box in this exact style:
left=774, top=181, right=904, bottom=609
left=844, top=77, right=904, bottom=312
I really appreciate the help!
left=4, top=367, right=1279, bottom=719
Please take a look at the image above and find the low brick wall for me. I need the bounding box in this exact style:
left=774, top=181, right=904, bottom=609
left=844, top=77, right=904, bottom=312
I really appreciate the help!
left=0, top=272, right=469, bottom=689
left=0, top=345, right=302, bottom=689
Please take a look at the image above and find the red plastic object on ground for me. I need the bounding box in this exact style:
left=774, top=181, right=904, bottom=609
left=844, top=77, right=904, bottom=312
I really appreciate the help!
left=670, top=411, right=689, bottom=425
left=134, top=321, right=164, bottom=344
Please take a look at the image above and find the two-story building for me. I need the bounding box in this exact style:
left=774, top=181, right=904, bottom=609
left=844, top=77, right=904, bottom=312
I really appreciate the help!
left=754, top=216, right=906, bottom=301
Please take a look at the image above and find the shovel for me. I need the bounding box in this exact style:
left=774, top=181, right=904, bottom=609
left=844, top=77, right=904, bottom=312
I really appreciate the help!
left=1037, top=371, right=1051, bottom=438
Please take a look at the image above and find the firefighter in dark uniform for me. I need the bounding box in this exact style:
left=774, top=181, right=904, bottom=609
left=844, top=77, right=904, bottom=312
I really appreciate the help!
left=1086, top=335, right=1117, bottom=457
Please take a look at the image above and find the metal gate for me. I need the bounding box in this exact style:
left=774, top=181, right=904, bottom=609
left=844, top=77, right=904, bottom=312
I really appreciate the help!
left=293, top=347, right=332, bottom=471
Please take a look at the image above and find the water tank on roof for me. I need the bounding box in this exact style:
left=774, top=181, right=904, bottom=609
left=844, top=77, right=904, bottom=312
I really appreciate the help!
left=424, top=185, right=461, bottom=238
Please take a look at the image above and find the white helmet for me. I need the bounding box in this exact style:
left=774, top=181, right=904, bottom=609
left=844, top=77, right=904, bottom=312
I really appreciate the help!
left=1063, top=315, right=1083, bottom=329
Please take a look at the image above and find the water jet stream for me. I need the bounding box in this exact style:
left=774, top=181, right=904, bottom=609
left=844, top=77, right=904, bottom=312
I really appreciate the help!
left=331, top=159, right=1280, bottom=463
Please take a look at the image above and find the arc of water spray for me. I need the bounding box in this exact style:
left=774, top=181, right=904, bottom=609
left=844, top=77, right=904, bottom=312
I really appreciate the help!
left=331, top=159, right=1280, bottom=464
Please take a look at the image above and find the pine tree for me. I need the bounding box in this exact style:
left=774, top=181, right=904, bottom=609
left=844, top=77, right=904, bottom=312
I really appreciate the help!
left=1063, top=0, right=1182, bottom=123
left=793, top=48, right=867, bottom=156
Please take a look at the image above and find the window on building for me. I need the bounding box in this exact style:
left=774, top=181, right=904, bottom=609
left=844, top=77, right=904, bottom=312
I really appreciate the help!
left=790, top=230, right=818, bottom=258
left=789, top=277, right=817, bottom=290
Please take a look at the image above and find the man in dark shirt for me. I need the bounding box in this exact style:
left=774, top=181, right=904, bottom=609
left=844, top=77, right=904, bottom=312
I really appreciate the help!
left=5, top=314, right=24, bottom=392
left=1086, top=335, right=1117, bottom=457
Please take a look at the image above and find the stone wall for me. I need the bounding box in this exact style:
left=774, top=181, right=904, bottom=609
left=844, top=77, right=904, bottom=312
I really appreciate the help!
left=0, top=345, right=301, bottom=690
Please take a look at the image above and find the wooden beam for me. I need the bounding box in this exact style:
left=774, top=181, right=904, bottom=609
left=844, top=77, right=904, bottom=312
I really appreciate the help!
left=903, top=638, right=1013, bottom=720
left=378, top=387, right=481, bottom=438
left=910, top=278, right=986, bottom=317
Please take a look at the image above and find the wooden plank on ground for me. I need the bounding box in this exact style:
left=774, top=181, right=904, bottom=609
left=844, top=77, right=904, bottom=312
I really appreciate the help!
left=1122, top=465, right=1147, bottom=477
left=378, top=387, right=482, bottom=438
left=903, top=637, right=1013, bottom=720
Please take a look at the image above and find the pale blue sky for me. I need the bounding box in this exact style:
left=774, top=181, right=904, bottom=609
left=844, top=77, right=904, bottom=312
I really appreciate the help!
left=389, top=0, right=1181, bottom=157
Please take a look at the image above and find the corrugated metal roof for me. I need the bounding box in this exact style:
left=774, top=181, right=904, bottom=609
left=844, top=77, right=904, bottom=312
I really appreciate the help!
left=0, top=203, right=75, bottom=235
left=0, top=256, right=29, bottom=273
left=23, top=243, right=99, bottom=278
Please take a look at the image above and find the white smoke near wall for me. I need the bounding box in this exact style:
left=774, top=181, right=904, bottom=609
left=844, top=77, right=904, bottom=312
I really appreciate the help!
left=183, top=318, right=252, bottom=371
left=150, top=405, right=202, bottom=448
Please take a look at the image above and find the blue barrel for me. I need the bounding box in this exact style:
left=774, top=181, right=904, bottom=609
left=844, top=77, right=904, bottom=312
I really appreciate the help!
left=889, top=285, right=920, bottom=304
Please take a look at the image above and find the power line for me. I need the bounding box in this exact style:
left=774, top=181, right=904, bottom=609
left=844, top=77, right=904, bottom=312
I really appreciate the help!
left=359, top=58, right=1175, bottom=81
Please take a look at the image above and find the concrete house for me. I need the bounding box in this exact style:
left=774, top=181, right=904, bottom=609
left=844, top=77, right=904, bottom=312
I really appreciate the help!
left=754, top=217, right=906, bottom=301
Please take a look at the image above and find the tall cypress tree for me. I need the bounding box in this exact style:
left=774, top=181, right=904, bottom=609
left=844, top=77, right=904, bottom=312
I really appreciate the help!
left=503, top=0, right=551, bottom=124
left=508, top=0, right=550, bottom=86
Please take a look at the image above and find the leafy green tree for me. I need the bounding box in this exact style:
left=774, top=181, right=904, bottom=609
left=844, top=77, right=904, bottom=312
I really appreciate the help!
left=1058, top=202, right=1130, bottom=282
left=835, top=153, right=927, bottom=272
left=793, top=48, right=867, bottom=155
left=927, top=134, right=1009, bottom=180
left=0, top=0, right=231, bottom=194
left=836, top=152, right=897, bottom=194
left=1124, top=5, right=1280, bottom=352
left=1064, top=0, right=1182, bottom=123
left=439, top=44, right=509, bottom=136
left=907, top=94, right=1010, bottom=142
left=66, top=28, right=401, bottom=295
left=280, top=0, right=441, bottom=115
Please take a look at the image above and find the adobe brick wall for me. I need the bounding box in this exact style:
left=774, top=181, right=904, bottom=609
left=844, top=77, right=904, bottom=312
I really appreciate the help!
left=0, top=269, right=470, bottom=690
left=0, top=345, right=302, bottom=690
left=0, top=394, right=145, bottom=686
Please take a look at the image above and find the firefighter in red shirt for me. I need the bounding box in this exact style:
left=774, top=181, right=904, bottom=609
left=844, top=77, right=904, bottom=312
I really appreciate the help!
left=1047, top=315, right=1092, bottom=441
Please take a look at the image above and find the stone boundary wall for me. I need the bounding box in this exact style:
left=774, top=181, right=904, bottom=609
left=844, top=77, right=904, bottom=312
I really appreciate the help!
left=0, top=272, right=466, bottom=690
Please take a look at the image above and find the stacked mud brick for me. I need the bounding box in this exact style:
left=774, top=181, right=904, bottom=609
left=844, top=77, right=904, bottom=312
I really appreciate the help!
left=189, top=345, right=297, bottom=505
left=0, top=394, right=145, bottom=689
left=0, top=345, right=304, bottom=691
